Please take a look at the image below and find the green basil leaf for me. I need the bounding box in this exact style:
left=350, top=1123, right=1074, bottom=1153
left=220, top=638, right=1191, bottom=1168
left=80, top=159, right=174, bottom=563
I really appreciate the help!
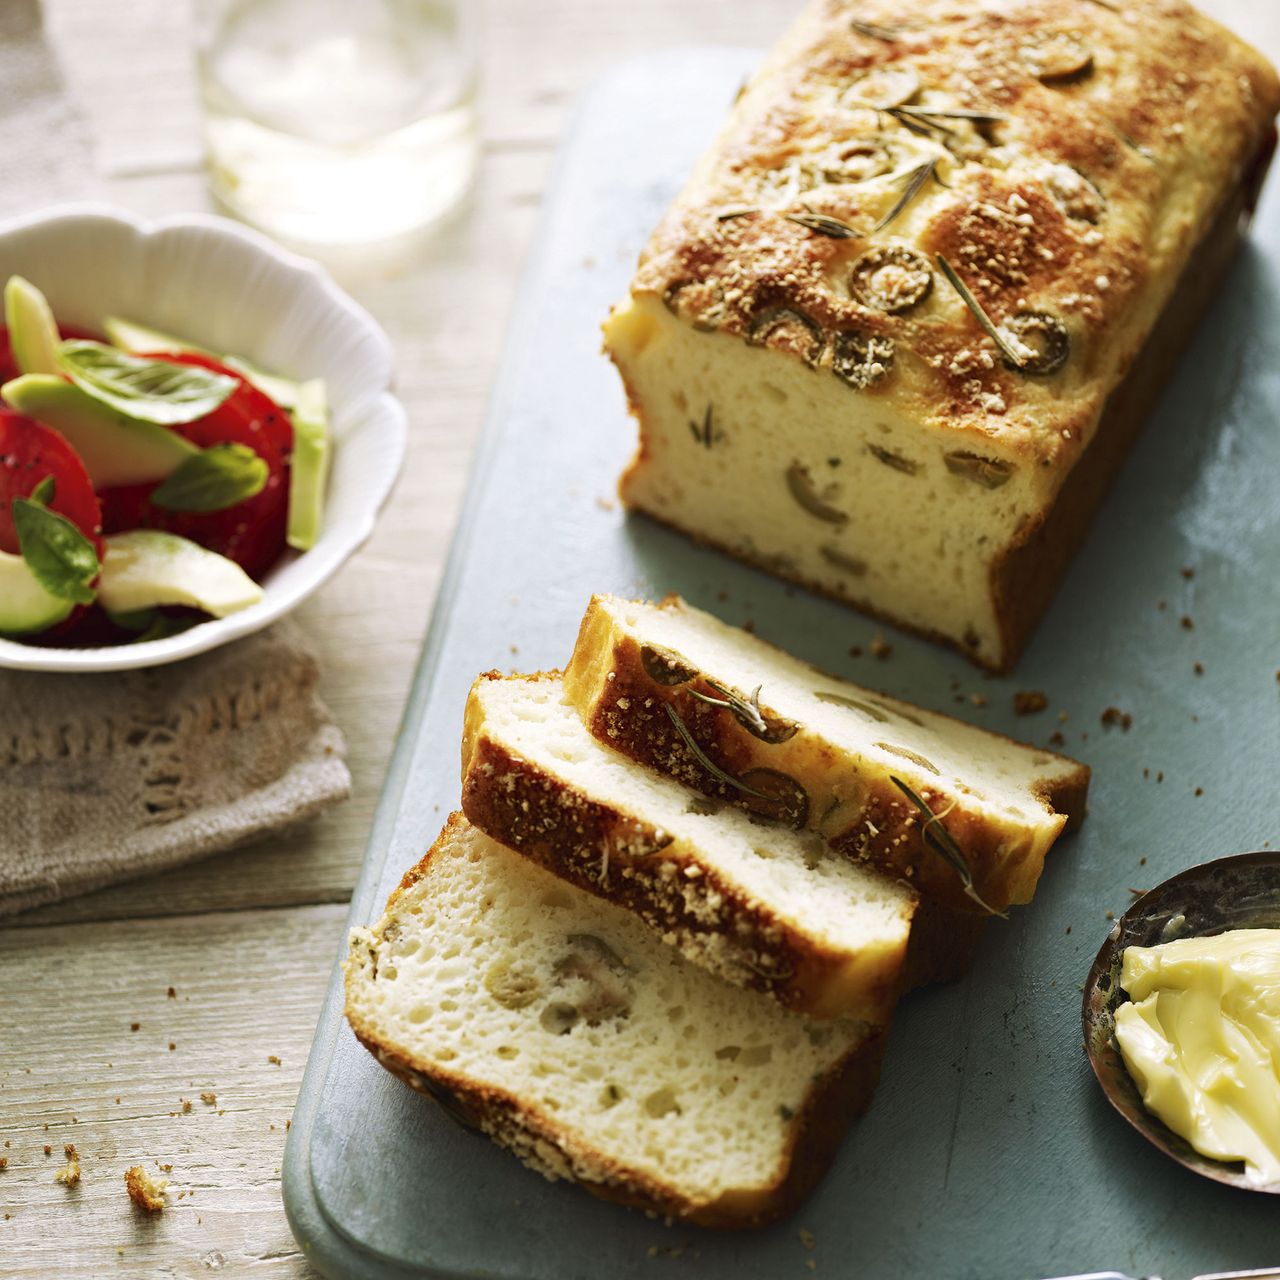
left=29, top=474, right=55, bottom=506
left=150, top=442, right=268, bottom=512
left=13, top=496, right=100, bottom=604
left=57, top=339, right=238, bottom=426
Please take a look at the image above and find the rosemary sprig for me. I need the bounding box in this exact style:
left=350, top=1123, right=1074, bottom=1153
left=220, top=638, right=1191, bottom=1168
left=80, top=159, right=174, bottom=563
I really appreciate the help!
left=687, top=680, right=771, bottom=737
left=663, top=702, right=767, bottom=798
left=850, top=18, right=900, bottom=40
left=1116, top=129, right=1158, bottom=165
left=688, top=404, right=717, bottom=449
left=935, top=254, right=1031, bottom=369
left=886, top=106, right=1006, bottom=140
left=784, top=208, right=860, bottom=239
left=870, top=159, right=937, bottom=234
left=889, top=776, right=1006, bottom=917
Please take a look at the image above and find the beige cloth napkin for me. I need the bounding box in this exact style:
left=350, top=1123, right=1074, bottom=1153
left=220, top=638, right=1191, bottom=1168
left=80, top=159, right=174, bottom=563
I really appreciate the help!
left=0, top=623, right=350, bottom=916
left=0, top=3, right=352, bottom=916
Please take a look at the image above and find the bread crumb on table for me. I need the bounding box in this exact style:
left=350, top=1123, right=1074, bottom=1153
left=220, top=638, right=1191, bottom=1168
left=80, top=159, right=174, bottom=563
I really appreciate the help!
left=55, top=1145, right=80, bottom=1187
left=124, top=1165, right=168, bottom=1212
left=180, top=1100, right=192, bottom=1114
left=1013, top=690, right=1048, bottom=715
left=201, top=1092, right=217, bottom=1105
left=868, top=633, right=892, bottom=659
left=268, top=1055, right=282, bottom=1066
left=1100, top=706, right=1132, bottom=730
left=799, top=1227, right=816, bottom=1250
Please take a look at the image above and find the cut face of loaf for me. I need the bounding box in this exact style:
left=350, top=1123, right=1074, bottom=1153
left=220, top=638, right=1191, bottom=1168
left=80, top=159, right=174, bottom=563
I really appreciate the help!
left=460, top=670, right=917, bottom=1023
left=344, top=815, right=885, bottom=1229
left=605, top=0, right=1280, bottom=671
left=562, top=594, right=1089, bottom=915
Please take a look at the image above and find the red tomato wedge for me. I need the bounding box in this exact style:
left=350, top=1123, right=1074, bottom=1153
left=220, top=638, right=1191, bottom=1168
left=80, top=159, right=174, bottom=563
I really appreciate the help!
left=0, top=409, right=103, bottom=555
left=98, top=353, right=294, bottom=580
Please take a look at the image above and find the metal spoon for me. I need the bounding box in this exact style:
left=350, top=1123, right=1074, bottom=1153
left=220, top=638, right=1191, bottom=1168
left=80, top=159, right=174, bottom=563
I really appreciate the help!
left=1081, top=850, right=1280, bottom=1195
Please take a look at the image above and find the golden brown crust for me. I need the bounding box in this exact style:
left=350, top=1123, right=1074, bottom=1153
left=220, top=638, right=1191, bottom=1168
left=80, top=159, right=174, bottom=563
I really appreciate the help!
left=563, top=597, right=1090, bottom=914
left=346, top=815, right=889, bottom=1230
left=630, top=0, right=1280, bottom=470
left=460, top=673, right=909, bottom=1023
left=988, top=146, right=1263, bottom=666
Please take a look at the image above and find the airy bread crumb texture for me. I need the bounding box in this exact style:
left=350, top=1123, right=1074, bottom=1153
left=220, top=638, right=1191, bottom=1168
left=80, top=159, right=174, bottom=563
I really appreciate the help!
left=344, top=815, right=883, bottom=1226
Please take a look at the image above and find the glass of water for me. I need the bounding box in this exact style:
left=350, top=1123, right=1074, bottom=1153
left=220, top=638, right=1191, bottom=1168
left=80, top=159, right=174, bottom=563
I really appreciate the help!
left=196, top=0, right=479, bottom=248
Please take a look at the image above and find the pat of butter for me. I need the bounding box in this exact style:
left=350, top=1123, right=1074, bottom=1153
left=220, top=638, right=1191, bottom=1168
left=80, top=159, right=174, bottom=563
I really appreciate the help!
left=1114, top=928, right=1280, bottom=1186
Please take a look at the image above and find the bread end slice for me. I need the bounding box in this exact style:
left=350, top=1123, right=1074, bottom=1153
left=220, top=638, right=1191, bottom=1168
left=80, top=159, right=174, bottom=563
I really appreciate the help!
left=344, top=814, right=886, bottom=1228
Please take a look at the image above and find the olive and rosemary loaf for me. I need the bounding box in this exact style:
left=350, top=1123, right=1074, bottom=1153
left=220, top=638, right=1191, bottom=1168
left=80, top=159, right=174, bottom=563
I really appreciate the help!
left=345, top=814, right=886, bottom=1228
left=605, top=0, right=1280, bottom=671
left=563, top=594, right=1089, bottom=915
left=461, top=670, right=918, bottom=1022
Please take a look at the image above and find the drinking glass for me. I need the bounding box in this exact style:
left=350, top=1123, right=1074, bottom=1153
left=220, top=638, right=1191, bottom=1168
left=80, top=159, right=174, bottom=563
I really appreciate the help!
left=195, top=0, right=479, bottom=247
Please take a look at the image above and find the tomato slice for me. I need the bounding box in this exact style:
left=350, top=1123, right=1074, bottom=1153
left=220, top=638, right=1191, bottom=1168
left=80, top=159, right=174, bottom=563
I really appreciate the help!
left=98, top=353, right=294, bottom=580
left=0, top=408, right=103, bottom=555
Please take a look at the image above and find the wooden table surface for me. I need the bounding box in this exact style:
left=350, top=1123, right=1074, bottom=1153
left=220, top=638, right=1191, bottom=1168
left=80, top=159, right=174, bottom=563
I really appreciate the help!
left=2, top=1, right=1277, bottom=1276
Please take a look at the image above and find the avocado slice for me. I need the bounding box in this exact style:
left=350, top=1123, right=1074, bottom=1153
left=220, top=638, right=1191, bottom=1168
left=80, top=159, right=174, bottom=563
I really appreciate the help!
left=2, top=374, right=198, bottom=487
left=97, top=530, right=264, bottom=619
left=286, top=378, right=330, bottom=551
left=5, top=276, right=62, bottom=375
left=0, top=549, right=76, bottom=635
left=104, top=315, right=302, bottom=410
left=101, top=315, right=214, bottom=359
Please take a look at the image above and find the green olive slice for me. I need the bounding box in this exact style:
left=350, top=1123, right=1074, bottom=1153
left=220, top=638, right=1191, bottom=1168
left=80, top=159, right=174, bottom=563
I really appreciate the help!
left=661, top=279, right=726, bottom=332
left=785, top=462, right=848, bottom=524
left=944, top=451, right=1014, bottom=488
left=832, top=330, right=895, bottom=389
left=739, top=768, right=810, bottom=829
left=867, top=444, right=918, bottom=474
left=640, top=642, right=697, bottom=686
left=747, top=306, right=827, bottom=367
left=1044, top=164, right=1105, bottom=222
left=823, top=139, right=895, bottom=184
left=850, top=245, right=934, bottom=313
left=1000, top=311, right=1070, bottom=375
left=849, top=65, right=921, bottom=109
left=1022, top=30, right=1093, bottom=82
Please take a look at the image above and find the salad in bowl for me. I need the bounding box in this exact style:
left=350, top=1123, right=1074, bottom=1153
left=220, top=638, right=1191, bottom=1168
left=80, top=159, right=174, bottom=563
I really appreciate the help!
left=0, top=276, right=329, bottom=645
left=0, top=205, right=405, bottom=673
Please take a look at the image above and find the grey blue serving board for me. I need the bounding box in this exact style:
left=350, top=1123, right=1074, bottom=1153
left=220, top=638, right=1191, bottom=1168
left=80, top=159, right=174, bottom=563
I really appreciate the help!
left=283, top=48, right=1280, bottom=1280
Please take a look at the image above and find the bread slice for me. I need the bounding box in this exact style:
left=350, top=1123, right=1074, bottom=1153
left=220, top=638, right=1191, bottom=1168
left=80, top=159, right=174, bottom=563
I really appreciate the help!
left=344, top=814, right=886, bottom=1228
left=562, top=595, right=1089, bottom=915
left=460, top=670, right=917, bottom=1023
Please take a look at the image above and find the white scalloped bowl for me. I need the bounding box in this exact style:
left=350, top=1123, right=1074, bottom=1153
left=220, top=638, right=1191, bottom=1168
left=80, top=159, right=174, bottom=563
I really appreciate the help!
left=0, top=204, right=406, bottom=672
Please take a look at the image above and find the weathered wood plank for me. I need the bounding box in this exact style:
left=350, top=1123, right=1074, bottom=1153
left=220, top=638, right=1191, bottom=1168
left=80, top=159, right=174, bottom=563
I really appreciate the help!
left=0, top=903, right=345, bottom=1278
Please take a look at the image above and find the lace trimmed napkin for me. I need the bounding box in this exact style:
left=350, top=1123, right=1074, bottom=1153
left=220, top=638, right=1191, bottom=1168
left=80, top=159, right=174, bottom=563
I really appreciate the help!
left=0, top=2, right=352, bottom=916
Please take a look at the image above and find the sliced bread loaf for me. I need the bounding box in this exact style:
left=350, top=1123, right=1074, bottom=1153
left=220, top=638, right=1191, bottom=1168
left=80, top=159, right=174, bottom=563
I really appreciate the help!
left=460, top=670, right=917, bottom=1023
left=345, top=814, right=886, bottom=1228
left=562, top=595, right=1090, bottom=914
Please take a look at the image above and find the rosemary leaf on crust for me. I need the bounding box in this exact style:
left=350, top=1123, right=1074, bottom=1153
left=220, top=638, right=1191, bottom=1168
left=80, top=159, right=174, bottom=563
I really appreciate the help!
left=935, top=254, right=1032, bottom=369
left=870, top=159, right=937, bottom=234
left=784, top=209, right=861, bottom=239
left=888, top=776, right=1006, bottom=917
left=850, top=18, right=901, bottom=40
left=662, top=702, right=768, bottom=799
